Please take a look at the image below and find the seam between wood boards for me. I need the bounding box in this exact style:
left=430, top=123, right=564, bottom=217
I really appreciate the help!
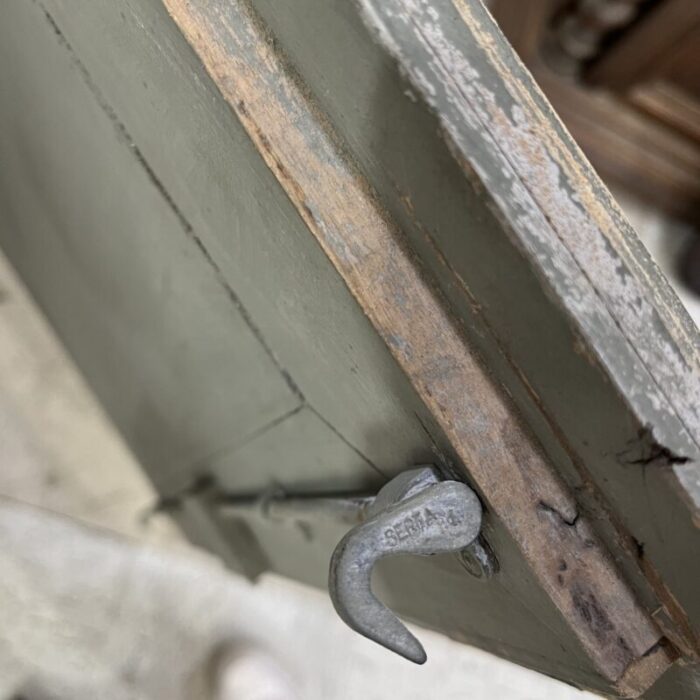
left=32, top=0, right=385, bottom=481
left=162, top=0, right=674, bottom=688
left=186, top=404, right=385, bottom=481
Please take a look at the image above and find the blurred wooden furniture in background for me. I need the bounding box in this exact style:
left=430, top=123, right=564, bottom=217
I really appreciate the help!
left=2, top=1, right=700, bottom=696
left=491, top=0, right=700, bottom=222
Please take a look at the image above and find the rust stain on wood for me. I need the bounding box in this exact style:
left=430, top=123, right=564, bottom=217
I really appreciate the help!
left=162, top=0, right=672, bottom=692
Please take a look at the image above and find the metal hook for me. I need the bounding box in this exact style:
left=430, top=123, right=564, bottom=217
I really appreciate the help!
left=212, top=466, right=487, bottom=663
left=328, top=468, right=482, bottom=664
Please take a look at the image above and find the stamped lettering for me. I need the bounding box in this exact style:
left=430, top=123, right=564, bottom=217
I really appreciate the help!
left=382, top=507, right=465, bottom=548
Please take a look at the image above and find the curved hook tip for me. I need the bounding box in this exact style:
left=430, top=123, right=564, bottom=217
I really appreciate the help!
left=400, top=641, right=428, bottom=665
left=375, top=620, right=427, bottom=664
left=329, top=477, right=482, bottom=665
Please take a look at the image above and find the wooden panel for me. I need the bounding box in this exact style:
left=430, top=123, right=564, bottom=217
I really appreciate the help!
left=587, top=0, right=700, bottom=144
left=0, top=1, right=619, bottom=693
left=163, top=0, right=693, bottom=693
left=211, top=407, right=384, bottom=494
left=629, top=81, right=700, bottom=144
left=586, top=0, right=700, bottom=92
left=0, top=1, right=300, bottom=493
left=2, top=0, right=700, bottom=696
left=36, top=0, right=435, bottom=481
left=162, top=0, right=700, bottom=694
left=232, top=0, right=700, bottom=673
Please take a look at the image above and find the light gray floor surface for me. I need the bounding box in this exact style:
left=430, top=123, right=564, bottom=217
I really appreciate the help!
left=0, top=189, right=695, bottom=699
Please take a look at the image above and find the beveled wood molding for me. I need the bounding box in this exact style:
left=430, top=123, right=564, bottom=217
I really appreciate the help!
left=162, top=0, right=681, bottom=694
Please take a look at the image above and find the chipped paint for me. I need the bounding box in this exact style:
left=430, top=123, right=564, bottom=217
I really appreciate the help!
left=358, top=0, right=700, bottom=520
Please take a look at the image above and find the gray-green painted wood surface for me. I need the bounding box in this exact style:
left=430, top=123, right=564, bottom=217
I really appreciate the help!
left=26, top=0, right=433, bottom=483
left=0, top=0, right=613, bottom=692
left=0, top=1, right=302, bottom=493
left=1, top=0, right=699, bottom=696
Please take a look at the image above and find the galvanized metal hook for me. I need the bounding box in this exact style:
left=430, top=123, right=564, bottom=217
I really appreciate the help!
left=213, top=466, right=487, bottom=663
left=328, top=468, right=482, bottom=664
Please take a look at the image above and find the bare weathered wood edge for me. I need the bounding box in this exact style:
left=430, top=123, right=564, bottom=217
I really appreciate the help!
left=162, top=0, right=672, bottom=692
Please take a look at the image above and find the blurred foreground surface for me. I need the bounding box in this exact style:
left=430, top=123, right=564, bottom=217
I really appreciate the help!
left=2, top=186, right=695, bottom=699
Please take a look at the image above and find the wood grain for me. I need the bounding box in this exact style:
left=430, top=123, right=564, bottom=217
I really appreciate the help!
left=162, top=0, right=672, bottom=692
